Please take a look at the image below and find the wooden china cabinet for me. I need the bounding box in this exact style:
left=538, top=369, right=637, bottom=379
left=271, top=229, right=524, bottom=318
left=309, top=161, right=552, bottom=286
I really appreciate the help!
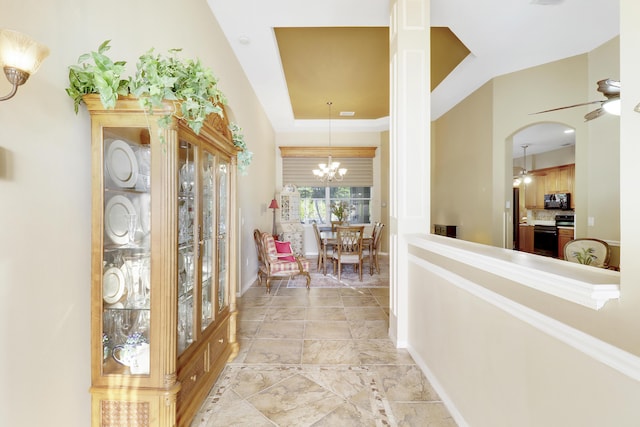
left=86, top=95, right=239, bottom=427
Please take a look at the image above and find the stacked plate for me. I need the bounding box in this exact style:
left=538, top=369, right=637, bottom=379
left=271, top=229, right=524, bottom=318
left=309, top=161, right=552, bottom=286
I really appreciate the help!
left=106, top=139, right=139, bottom=189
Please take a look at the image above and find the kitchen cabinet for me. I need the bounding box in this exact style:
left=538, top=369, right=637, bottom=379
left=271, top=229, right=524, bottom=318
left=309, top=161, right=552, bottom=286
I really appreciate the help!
left=558, top=227, right=574, bottom=259
left=524, top=164, right=575, bottom=209
left=518, top=224, right=534, bottom=253
left=85, top=95, right=239, bottom=427
left=524, top=173, right=545, bottom=209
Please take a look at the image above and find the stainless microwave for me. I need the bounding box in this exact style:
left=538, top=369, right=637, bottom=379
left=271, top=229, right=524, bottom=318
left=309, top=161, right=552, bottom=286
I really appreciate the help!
left=544, top=193, right=570, bottom=210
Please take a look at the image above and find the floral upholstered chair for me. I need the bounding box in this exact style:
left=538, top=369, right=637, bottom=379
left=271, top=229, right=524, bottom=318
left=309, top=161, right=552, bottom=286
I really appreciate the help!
left=563, top=238, right=611, bottom=269
left=253, top=229, right=310, bottom=293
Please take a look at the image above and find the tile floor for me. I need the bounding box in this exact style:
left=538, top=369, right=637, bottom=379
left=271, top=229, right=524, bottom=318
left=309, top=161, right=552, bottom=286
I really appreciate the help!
left=191, top=276, right=457, bottom=427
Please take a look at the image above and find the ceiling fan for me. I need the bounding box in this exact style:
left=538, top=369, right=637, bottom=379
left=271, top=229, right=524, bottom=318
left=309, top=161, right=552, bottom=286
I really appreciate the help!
left=531, top=79, right=620, bottom=121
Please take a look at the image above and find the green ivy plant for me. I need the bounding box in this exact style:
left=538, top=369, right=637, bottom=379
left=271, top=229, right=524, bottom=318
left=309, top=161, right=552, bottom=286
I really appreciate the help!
left=66, top=40, right=129, bottom=113
left=229, top=122, right=253, bottom=176
left=129, top=47, right=226, bottom=134
left=65, top=41, right=252, bottom=173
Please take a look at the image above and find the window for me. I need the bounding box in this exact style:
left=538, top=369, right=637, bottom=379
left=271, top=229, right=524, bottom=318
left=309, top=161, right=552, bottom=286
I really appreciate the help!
left=298, top=186, right=371, bottom=225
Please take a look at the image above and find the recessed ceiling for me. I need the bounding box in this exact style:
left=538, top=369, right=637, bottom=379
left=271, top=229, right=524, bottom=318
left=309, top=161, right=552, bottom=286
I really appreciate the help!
left=207, top=0, right=619, bottom=133
left=275, top=27, right=390, bottom=120
left=275, top=26, right=470, bottom=120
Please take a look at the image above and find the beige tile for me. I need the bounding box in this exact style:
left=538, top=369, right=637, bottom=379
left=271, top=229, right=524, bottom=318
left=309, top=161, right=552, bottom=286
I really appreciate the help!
left=237, top=306, right=268, bottom=321
left=307, top=296, right=343, bottom=307
left=238, top=297, right=271, bottom=308
left=390, top=402, right=458, bottom=427
left=305, top=321, right=352, bottom=339
left=194, top=389, right=273, bottom=427
left=302, top=340, right=360, bottom=364
left=307, top=307, right=347, bottom=321
left=256, top=320, right=305, bottom=339
left=339, top=288, right=372, bottom=297
left=265, top=306, right=306, bottom=321
left=237, top=321, right=261, bottom=339
left=244, top=339, right=303, bottom=364
left=228, top=366, right=301, bottom=399
left=342, top=296, right=380, bottom=307
left=312, top=401, right=381, bottom=426
left=356, top=340, right=415, bottom=365
left=349, top=319, right=390, bottom=339
left=269, top=295, right=310, bottom=307
left=228, top=339, right=251, bottom=364
left=374, top=364, right=441, bottom=401
left=344, top=306, right=388, bottom=321
left=247, top=374, right=344, bottom=426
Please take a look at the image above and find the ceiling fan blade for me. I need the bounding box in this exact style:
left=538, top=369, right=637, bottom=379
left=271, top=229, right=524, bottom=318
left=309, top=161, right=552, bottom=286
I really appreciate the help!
left=530, top=100, right=603, bottom=115
left=584, top=107, right=606, bottom=121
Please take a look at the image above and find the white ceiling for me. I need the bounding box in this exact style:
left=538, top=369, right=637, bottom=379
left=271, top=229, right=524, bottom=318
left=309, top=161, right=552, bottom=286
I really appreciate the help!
left=207, top=0, right=619, bottom=143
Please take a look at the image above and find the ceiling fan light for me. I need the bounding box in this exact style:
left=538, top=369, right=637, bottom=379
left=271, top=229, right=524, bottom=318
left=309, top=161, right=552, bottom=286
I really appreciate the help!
left=603, top=98, right=621, bottom=116
left=523, top=175, right=532, bottom=184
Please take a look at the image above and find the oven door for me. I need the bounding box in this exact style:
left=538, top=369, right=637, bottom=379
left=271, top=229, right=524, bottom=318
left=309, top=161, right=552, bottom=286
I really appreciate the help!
left=533, top=225, right=558, bottom=258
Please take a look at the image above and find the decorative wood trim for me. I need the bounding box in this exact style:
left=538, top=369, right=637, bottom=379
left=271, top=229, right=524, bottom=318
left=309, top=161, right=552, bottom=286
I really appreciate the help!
left=407, top=235, right=620, bottom=310
left=408, top=252, right=640, bottom=382
left=279, top=146, right=377, bottom=158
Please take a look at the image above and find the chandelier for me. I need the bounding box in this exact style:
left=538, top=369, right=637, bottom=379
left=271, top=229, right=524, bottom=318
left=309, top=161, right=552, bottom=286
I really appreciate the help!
left=313, top=101, right=347, bottom=182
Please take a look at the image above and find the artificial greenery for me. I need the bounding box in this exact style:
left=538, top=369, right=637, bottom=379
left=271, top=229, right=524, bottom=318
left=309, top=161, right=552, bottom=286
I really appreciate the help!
left=229, top=122, right=253, bottom=176
left=66, top=40, right=129, bottom=113
left=572, top=247, right=597, bottom=265
left=65, top=41, right=252, bottom=172
left=331, top=201, right=350, bottom=222
left=129, top=47, right=226, bottom=134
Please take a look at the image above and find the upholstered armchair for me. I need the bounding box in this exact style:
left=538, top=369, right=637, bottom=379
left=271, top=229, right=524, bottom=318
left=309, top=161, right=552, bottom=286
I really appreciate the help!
left=563, top=238, right=611, bottom=269
left=253, top=229, right=310, bottom=293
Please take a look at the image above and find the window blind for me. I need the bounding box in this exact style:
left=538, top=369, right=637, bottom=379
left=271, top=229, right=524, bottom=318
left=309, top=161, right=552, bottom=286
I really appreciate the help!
left=283, top=157, right=373, bottom=187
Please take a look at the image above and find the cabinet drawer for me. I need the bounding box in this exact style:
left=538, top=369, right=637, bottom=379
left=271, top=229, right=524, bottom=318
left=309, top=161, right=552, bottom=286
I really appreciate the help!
left=176, top=350, right=206, bottom=409
left=209, top=318, right=230, bottom=368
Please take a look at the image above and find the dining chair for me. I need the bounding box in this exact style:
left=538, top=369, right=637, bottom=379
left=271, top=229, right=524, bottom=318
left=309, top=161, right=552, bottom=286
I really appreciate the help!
left=331, top=220, right=348, bottom=231
left=331, top=225, right=365, bottom=281
left=364, top=222, right=384, bottom=274
left=312, top=222, right=326, bottom=271
left=563, top=238, right=610, bottom=269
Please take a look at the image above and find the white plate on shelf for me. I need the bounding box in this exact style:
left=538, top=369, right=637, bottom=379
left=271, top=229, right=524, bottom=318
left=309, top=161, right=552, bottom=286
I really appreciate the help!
left=105, top=195, right=136, bottom=245
left=106, top=139, right=138, bottom=188
left=103, top=266, right=126, bottom=304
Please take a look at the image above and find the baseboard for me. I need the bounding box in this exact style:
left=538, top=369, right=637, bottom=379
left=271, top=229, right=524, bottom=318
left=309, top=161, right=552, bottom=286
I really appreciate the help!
left=406, top=345, right=469, bottom=427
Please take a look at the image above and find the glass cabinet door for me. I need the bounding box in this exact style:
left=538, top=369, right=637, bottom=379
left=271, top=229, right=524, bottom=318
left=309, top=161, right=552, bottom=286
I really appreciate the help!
left=101, top=127, right=152, bottom=376
left=177, top=139, right=196, bottom=354
left=217, top=159, right=230, bottom=314
left=200, top=152, right=215, bottom=330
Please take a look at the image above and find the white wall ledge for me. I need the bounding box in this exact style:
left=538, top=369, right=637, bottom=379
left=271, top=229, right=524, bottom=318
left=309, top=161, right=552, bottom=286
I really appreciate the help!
left=406, top=234, right=620, bottom=310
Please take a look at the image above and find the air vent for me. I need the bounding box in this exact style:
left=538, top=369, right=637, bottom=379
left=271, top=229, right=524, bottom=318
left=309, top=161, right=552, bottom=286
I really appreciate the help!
left=339, top=111, right=355, bottom=117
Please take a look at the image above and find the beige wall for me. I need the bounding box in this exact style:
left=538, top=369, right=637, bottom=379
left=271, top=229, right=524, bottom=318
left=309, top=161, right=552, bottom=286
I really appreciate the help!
left=433, top=37, right=620, bottom=249
left=432, top=81, right=495, bottom=245
left=0, top=1, right=273, bottom=425
left=408, top=247, right=640, bottom=426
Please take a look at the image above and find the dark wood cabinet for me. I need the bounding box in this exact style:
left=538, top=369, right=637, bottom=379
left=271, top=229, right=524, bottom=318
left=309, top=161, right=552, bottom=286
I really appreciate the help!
left=558, top=227, right=574, bottom=259
left=518, top=224, right=534, bottom=253
left=434, top=224, right=457, bottom=238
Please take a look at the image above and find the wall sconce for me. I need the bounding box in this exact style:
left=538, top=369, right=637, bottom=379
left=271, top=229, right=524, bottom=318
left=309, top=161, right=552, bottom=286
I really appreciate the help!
left=0, top=29, right=49, bottom=102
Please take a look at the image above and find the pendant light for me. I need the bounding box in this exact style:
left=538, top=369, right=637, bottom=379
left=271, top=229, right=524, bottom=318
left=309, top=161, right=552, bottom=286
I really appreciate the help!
left=521, top=144, right=532, bottom=184
left=312, top=101, right=347, bottom=182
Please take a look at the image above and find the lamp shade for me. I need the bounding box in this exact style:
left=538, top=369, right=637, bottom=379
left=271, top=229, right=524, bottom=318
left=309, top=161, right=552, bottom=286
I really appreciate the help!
left=0, top=29, right=49, bottom=74
left=268, top=199, right=279, bottom=209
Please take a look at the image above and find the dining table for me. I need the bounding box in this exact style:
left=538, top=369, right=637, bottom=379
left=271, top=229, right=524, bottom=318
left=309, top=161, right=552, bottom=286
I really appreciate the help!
left=320, top=230, right=373, bottom=275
